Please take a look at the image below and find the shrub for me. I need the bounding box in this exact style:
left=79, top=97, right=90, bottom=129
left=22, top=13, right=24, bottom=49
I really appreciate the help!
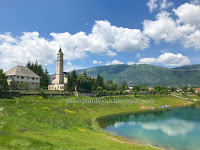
left=42, top=107, right=50, bottom=110
left=108, top=90, right=114, bottom=95
left=119, top=89, right=123, bottom=95
left=197, top=91, right=200, bottom=96
left=115, top=90, right=119, bottom=95
left=39, top=91, right=47, bottom=98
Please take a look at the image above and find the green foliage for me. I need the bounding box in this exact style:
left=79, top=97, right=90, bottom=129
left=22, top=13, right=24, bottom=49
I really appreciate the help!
left=197, top=91, right=200, bottom=96
left=96, top=74, right=104, bottom=89
left=134, top=90, right=138, bottom=97
left=151, top=89, right=157, bottom=96
left=39, top=90, right=47, bottom=98
left=0, top=69, right=9, bottom=93
left=26, top=61, right=50, bottom=89
left=115, top=90, right=119, bottom=95
left=121, top=81, right=129, bottom=91
left=119, top=89, right=123, bottom=95
left=67, top=69, right=78, bottom=91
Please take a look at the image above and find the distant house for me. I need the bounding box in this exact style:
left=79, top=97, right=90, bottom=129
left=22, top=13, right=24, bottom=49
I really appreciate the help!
left=129, top=86, right=133, bottom=91
left=148, top=88, right=154, bottom=91
left=194, top=88, right=200, bottom=93
left=177, top=88, right=182, bottom=92
left=5, top=65, right=40, bottom=90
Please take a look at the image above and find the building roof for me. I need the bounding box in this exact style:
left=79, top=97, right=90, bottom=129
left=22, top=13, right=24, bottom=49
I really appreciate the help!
left=194, top=88, right=200, bottom=91
left=5, top=65, right=40, bottom=78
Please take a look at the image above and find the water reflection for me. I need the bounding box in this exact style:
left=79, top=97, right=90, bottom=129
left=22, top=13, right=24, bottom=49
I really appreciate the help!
left=98, top=103, right=200, bottom=150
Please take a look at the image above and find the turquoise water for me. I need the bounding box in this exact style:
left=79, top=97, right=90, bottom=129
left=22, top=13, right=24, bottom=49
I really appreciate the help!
left=98, top=104, right=200, bottom=150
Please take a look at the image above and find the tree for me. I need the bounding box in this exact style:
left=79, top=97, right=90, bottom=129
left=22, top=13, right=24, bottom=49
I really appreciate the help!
left=189, top=88, right=195, bottom=94
left=197, top=91, right=200, bottom=97
left=26, top=61, right=49, bottom=89
left=77, top=74, right=92, bottom=92
left=151, top=89, right=156, bottom=96
left=154, top=85, right=162, bottom=92
left=159, top=90, right=165, bottom=96
left=134, top=90, right=138, bottom=97
left=104, top=80, right=115, bottom=91
left=40, top=68, right=50, bottom=89
left=171, top=87, right=176, bottom=92
left=121, top=81, right=129, bottom=91
left=96, top=86, right=103, bottom=96
left=0, top=69, right=9, bottom=93
left=96, top=74, right=104, bottom=89
left=133, top=85, right=141, bottom=91
left=10, top=78, right=18, bottom=91
left=67, top=70, right=78, bottom=91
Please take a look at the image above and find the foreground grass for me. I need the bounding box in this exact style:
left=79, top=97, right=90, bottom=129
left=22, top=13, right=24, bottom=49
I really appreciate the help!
left=0, top=95, right=193, bottom=150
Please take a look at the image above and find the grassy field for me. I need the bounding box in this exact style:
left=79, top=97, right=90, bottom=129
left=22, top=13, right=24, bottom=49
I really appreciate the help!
left=0, top=94, right=193, bottom=150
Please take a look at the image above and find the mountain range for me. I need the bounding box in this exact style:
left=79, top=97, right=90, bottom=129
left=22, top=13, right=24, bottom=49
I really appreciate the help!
left=75, top=64, right=200, bottom=87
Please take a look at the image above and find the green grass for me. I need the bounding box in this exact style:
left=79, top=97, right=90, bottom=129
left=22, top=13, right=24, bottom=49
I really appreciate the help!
left=0, top=94, right=192, bottom=150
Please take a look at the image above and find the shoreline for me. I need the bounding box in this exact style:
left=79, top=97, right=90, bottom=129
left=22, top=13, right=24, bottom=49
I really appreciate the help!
left=94, top=100, right=195, bottom=150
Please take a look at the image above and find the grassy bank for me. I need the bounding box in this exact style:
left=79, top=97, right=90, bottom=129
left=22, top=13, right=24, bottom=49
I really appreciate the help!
left=0, top=95, right=193, bottom=150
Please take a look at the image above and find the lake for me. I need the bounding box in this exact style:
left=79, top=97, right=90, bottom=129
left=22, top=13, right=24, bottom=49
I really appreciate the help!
left=98, top=103, right=200, bottom=150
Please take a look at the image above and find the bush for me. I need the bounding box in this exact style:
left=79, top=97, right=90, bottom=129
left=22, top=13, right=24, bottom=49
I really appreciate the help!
left=108, top=90, right=114, bottom=95
left=197, top=91, right=200, bottom=96
left=103, top=90, right=107, bottom=96
left=115, top=90, right=119, bottom=95
left=39, top=91, right=47, bottom=98
left=125, top=91, right=128, bottom=95
left=119, top=89, right=123, bottom=95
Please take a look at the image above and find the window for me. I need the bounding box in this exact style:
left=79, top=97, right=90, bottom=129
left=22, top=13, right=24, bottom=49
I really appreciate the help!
left=32, top=82, right=34, bottom=85
left=36, top=83, right=37, bottom=85
left=21, top=77, right=24, bottom=79
left=32, top=78, right=34, bottom=80
left=28, top=77, right=29, bottom=79
left=17, top=76, right=19, bottom=78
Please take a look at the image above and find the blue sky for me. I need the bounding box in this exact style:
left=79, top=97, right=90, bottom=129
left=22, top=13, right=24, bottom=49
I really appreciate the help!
left=0, top=0, right=200, bottom=73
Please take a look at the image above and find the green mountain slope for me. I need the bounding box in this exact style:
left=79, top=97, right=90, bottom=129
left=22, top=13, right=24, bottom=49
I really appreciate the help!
left=76, top=64, right=200, bottom=86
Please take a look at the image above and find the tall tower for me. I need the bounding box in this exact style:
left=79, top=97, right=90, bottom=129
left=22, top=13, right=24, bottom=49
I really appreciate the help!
left=56, top=47, right=64, bottom=84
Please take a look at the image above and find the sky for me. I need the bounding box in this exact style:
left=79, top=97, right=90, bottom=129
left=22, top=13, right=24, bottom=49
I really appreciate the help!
left=0, top=0, right=200, bottom=74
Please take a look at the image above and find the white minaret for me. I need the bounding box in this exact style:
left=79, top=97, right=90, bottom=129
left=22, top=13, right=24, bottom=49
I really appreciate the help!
left=56, top=47, right=64, bottom=84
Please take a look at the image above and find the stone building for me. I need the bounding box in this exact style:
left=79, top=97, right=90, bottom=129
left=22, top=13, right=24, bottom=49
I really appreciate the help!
left=5, top=65, right=40, bottom=90
left=48, top=48, right=68, bottom=91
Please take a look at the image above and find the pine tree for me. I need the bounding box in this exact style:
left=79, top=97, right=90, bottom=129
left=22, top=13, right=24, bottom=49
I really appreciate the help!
left=0, top=69, right=9, bottom=93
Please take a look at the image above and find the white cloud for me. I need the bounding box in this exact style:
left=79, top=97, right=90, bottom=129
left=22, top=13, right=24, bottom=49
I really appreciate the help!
left=160, top=0, right=174, bottom=10
left=64, top=62, right=83, bottom=72
left=107, top=50, right=117, bottom=57
left=127, top=62, right=135, bottom=65
left=136, top=53, right=141, bottom=58
left=92, top=20, right=149, bottom=52
left=66, top=62, right=72, bottom=66
left=157, top=53, right=190, bottom=66
left=147, top=0, right=158, bottom=13
left=191, top=0, right=200, bottom=5
left=138, top=57, right=157, bottom=64
left=93, top=60, right=102, bottom=65
left=140, top=119, right=194, bottom=136
left=143, top=11, right=197, bottom=47
left=173, top=3, right=200, bottom=27
left=147, top=0, right=173, bottom=13
left=114, top=122, right=125, bottom=128
left=0, top=20, right=150, bottom=71
left=138, top=53, right=190, bottom=66
left=183, top=30, right=200, bottom=49
left=105, top=60, right=124, bottom=65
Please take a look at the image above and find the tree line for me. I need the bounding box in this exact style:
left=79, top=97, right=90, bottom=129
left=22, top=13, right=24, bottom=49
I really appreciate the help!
left=67, top=70, right=129, bottom=96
